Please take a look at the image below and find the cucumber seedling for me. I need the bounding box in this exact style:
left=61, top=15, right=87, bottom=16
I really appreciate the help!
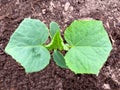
left=5, top=18, right=112, bottom=74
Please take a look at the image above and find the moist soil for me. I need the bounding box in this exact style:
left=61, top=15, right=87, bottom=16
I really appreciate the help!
left=0, top=0, right=120, bottom=90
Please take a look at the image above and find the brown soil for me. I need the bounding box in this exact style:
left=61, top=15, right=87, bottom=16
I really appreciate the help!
left=0, top=0, right=120, bottom=90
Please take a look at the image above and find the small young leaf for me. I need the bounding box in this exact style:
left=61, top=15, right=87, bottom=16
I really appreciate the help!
left=64, top=20, right=112, bottom=74
left=50, top=21, right=60, bottom=38
left=53, top=50, right=68, bottom=68
left=45, top=31, right=66, bottom=50
left=5, top=18, right=50, bottom=73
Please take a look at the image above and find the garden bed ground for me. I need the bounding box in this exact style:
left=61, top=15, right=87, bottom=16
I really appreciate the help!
left=0, top=0, right=120, bottom=90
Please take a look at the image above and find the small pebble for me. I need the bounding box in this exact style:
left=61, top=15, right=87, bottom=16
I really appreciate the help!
left=69, top=6, right=74, bottom=11
left=102, top=84, right=111, bottom=90
left=16, top=0, right=20, bottom=4
left=64, top=2, right=70, bottom=11
left=42, top=9, right=46, bottom=14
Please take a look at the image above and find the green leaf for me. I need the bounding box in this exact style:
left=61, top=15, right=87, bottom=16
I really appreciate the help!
left=5, top=18, right=50, bottom=73
left=53, top=50, right=68, bottom=68
left=45, top=31, right=66, bottom=50
left=46, top=21, right=67, bottom=50
left=64, top=20, right=112, bottom=74
left=50, top=21, right=60, bottom=38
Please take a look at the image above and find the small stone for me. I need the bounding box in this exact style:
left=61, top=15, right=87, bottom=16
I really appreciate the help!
left=50, top=1, right=55, bottom=8
left=42, top=9, right=46, bottom=14
left=49, top=1, right=55, bottom=12
left=64, top=2, right=70, bottom=11
left=69, top=6, right=74, bottom=11
left=102, top=84, right=111, bottom=90
left=16, top=0, right=20, bottom=4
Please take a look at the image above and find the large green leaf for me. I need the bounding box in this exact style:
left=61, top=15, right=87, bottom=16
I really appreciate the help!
left=53, top=50, right=68, bottom=68
left=64, top=20, right=112, bottom=74
left=5, top=18, right=50, bottom=73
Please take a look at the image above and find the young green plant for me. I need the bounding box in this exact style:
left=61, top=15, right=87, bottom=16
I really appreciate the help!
left=5, top=18, right=112, bottom=74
